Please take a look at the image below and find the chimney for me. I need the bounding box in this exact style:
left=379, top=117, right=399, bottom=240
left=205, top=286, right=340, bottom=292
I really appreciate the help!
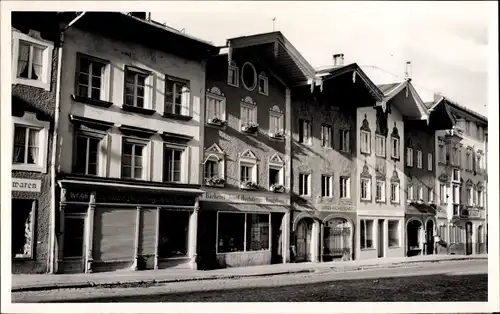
left=433, top=92, right=442, bottom=102
left=404, top=61, right=412, bottom=79
left=333, top=53, right=344, bottom=66
left=129, top=12, right=147, bottom=20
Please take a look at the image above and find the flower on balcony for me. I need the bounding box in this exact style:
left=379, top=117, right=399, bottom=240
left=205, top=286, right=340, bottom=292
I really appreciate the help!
left=240, top=180, right=258, bottom=190
left=205, top=176, right=225, bottom=187
left=270, top=183, right=285, bottom=193
left=241, top=122, right=259, bottom=134
left=270, top=131, right=284, bottom=139
left=208, top=116, right=227, bottom=127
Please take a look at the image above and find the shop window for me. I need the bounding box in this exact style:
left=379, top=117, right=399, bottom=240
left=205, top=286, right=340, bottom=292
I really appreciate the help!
left=246, top=214, right=270, bottom=251
left=217, top=212, right=245, bottom=253
left=74, top=133, right=101, bottom=175
left=321, top=175, right=332, bottom=197
left=158, top=210, right=190, bottom=258
left=340, top=176, right=350, bottom=199
left=121, top=138, right=147, bottom=180
left=12, top=112, right=49, bottom=173
left=75, top=53, right=109, bottom=101
left=227, top=62, right=239, bottom=87
left=375, top=134, right=385, bottom=157
left=258, top=72, right=268, bottom=96
left=12, top=199, right=36, bottom=259
left=376, top=180, right=385, bottom=202
left=165, top=76, right=190, bottom=116
left=163, top=146, right=183, bottom=183
left=321, top=124, right=333, bottom=148
left=299, top=119, right=312, bottom=145
left=340, top=129, right=350, bottom=152
left=388, top=220, right=399, bottom=247
left=299, top=173, right=310, bottom=196
left=439, top=225, right=447, bottom=242
left=360, top=219, right=374, bottom=249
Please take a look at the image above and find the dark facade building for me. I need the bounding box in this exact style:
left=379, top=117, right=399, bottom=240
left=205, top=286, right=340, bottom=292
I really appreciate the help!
left=11, top=12, right=60, bottom=273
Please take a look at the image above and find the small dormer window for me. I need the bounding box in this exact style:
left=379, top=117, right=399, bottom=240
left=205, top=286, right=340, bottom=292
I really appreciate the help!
left=258, top=72, right=268, bottom=95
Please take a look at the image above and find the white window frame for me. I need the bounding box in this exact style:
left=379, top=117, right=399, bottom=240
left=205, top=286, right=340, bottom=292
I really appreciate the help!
left=340, top=176, right=351, bottom=199
left=73, top=130, right=106, bottom=176
left=428, top=187, right=434, bottom=203
left=240, top=102, right=257, bottom=131
left=120, top=137, right=150, bottom=180
left=452, top=184, right=460, bottom=204
left=440, top=183, right=447, bottom=204
left=12, top=112, right=49, bottom=173
left=203, top=144, right=226, bottom=184
left=406, top=147, right=414, bottom=167
left=360, top=219, right=374, bottom=249
left=268, top=154, right=284, bottom=190
left=407, top=184, right=414, bottom=201
left=360, top=131, right=371, bottom=154
left=165, top=75, right=190, bottom=116
left=206, top=92, right=226, bottom=125
left=340, top=129, right=350, bottom=152
left=416, top=150, right=422, bottom=169
left=417, top=186, right=423, bottom=201
left=12, top=29, right=54, bottom=91
left=375, top=134, right=386, bottom=157
left=227, top=62, right=239, bottom=87
left=163, top=143, right=186, bottom=183
left=239, top=149, right=258, bottom=188
left=299, top=173, right=311, bottom=197
left=75, top=53, right=111, bottom=102
left=258, top=72, right=269, bottom=96
left=427, top=153, right=433, bottom=171
left=467, top=187, right=473, bottom=206
left=391, top=137, right=400, bottom=159
left=360, top=178, right=371, bottom=201
left=124, top=66, right=154, bottom=109
left=452, top=168, right=460, bottom=183
left=321, top=175, right=333, bottom=198
left=299, top=119, right=312, bottom=145
left=269, top=106, right=284, bottom=138
left=321, top=124, right=333, bottom=148
left=375, top=180, right=386, bottom=202
left=390, top=182, right=400, bottom=203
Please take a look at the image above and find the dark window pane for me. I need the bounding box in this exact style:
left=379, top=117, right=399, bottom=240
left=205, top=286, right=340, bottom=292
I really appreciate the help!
left=79, top=58, right=90, bottom=73
left=91, top=62, right=103, bottom=76
left=134, top=145, right=143, bottom=156
left=218, top=213, right=245, bottom=253
left=122, top=166, right=131, bottom=178
left=125, top=71, right=135, bottom=83
left=246, top=214, right=270, bottom=251
left=63, top=217, right=85, bottom=257
left=78, top=74, right=89, bottom=85
left=74, top=136, right=88, bottom=173
left=136, top=97, right=144, bottom=108
left=91, top=88, right=100, bottom=100
left=158, top=211, right=190, bottom=258
left=91, top=76, right=101, bottom=89
left=11, top=199, right=34, bottom=258
left=123, top=142, right=133, bottom=155
left=78, top=85, right=89, bottom=98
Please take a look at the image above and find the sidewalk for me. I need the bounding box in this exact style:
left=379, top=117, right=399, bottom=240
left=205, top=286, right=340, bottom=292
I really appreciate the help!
left=11, top=254, right=487, bottom=292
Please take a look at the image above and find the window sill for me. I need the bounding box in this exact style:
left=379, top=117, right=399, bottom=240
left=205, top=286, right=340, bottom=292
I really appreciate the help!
left=121, top=104, right=156, bottom=115
left=340, top=149, right=351, bottom=154
left=375, top=154, right=386, bottom=159
left=340, top=197, right=351, bottom=200
left=157, top=256, right=189, bottom=260
left=13, top=255, right=33, bottom=260
left=12, top=163, right=45, bottom=173
left=207, top=120, right=227, bottom=128
left=241, top=128, right=260, bottom=135
left=360, top=199, right=372, bottom=203
left=217, top=250, right=270, bottom=255
left=71, top=94, right=113, bottom=108
left=360, top=248, right=376, bottom=251
left=388, top=245, right=401, bottom=249
left=391, top=156, right=400, bottom=161
left=269, top=134, right=285, bottom=141
left=360, top=151, right=371, bottom=156
left=205, top=183, right=225, bottom=188
left=13, top=77, right=50, bottom=91
left=164, top=112, right=193, bottom=121
left=376, top=200, right=386, bottom=204
left=240, top=186, right=258, bottom=191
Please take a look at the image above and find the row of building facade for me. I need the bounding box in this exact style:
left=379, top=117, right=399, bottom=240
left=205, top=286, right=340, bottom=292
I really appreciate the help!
left=10, top=11, right=488, bottom=274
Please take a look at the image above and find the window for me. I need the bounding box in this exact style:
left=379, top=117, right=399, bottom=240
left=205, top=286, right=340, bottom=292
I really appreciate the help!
left=217, top=213, right=270, bottom=253
left=241, top=62, right=257, bottom=91
left=239, top=150, right=258, bottom=188
left=476, top=154, right=482, bottom=173
left=258, top=72, right=268, bottom=95
left=360, top=220, right=374, bottom=249
left=76, top=54, right=107, bottom=101
left=269, top=168, right=281, bottom=186
left=122, top=139, right=146, bottom=179
left=321, top=175, right=332, bottom=197
left=269, top=106, right=283, bottom=138
left=299, top=119, right=312, bottom=144
left=390, top=183, right=400, bottom=203
left=268, top=154, right=284, bottom=190
left=124, top=67, right=149, bottom=108
left=391, top=137, right=400, bottom=159
left=227, top=62, right=239, bottom=87
left=360, top=178, right=371, bottom=201
left=340, top=177, right=350, bottom=199
left=241, top=103, right=257, bottom=127
left=74, top=134, right=100, bottom=175
left=439, top=225, right=447, bottom=241
left=452, top=169, right=460, bottom=182
left=477, top=126, right=483, bottom=140
left=204, top=144, right=225, bottom=184
left=427, top=153, right=433, bottom=171
left=376, top=180, right=385, bottom=202
left=204, top=160, right=218, bottom=179
left=360, top=131, right=371, bottom=154
left=240, top=165, right=252, bottom=183
left=388, top=221, right=400, bottom=247
left=467, top=188, right=473, bottom=206
left=321, top=124, right=333, bottom=148
left=164, top=147, right=183, bottom=182
left=438, top=139, right=446, bottom=163
left=440, top=184, right=447, bottom=204
left=452, top=185, right=460, bottom=204
left=12, top=113, right=49, bottom=173
left=340, top=130, right=350, bottom=152
left=416, top=150, right=422, bottom=169
left=63, top=215, right=85, bottom=258
left=206, top=94, right=226, bottom=124
left=12, top=30, right=53, bottom=90
left=417, top=186, right=423, bottom=201
left=452, top=146, right=459, bottom=166
left=407, top=184, right=414, bottom=201
left=12, top=199, right=35, bottom=259
left=428, top=188, right=434, bottom=203
left=406, top=147, right=413, bottom=167
left=299, top=173, right=310, bottom=196
left=375, top=135, right=385, bottom=157
left=477, top=189, right=483, bottom=207
left=165, top=77, right=189, bottom=115
left=158, top=211, right=190, bottom=258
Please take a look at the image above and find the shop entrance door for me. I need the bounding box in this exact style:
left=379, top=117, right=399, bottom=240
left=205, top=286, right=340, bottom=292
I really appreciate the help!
left=62, top=214, right=86, bottom=273
left=377, top=220, right=384, bottom=258
left=296, top=219, right=312, bottom=262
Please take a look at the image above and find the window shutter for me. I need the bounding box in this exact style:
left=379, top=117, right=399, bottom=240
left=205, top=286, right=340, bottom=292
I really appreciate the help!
left=165, top=80, right=173, bottom=114
left=253, top=164, right=258, bottom=184
left=181, top=86, right=190, bottom=116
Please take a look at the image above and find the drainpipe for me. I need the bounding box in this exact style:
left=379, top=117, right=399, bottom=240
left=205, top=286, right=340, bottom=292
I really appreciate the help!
left=48, top=12, right=86, bottom=274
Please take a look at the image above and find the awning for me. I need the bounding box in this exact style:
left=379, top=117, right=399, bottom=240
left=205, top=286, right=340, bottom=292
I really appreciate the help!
left=201, top=201, right=289, bottom=213
left=406, top=202, right=437, bottom=215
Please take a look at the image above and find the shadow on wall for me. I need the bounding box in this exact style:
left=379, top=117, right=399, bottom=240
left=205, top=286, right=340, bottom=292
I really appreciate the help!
left=12, top=95, right=53, bottom=126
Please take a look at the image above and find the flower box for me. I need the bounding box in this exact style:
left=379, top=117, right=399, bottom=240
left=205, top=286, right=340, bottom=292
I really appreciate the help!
left=270, top=131, right=284, bottom=139
left=241, top=123, right=259, bottom=134
left=208, top=117, right=227, bottom=127
left=240, top=181, right=258, bottom=190
left=270, top=184, right=285, bottom=193
left=205, top=177, right=225, bottom=188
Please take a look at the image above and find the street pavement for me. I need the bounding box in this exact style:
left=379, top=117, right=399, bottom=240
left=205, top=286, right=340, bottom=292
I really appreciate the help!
left=12, top=259, right=487, bottom=302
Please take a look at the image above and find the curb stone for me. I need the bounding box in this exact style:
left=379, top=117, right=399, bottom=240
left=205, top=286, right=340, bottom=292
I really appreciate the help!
left=11, top=256, right=486, bottom=292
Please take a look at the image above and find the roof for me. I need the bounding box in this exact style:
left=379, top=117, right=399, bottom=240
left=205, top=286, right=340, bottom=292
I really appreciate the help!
left=378, top=80, right=429, bottom=119
left=427, top=97, right=487, bottom=125
left=407, top=202, right=437, bottom=215
left=378, top=82, right=402, bottom=94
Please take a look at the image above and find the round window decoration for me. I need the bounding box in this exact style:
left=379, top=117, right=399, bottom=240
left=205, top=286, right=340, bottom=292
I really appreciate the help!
left=241, top=62, right=257, bottom=91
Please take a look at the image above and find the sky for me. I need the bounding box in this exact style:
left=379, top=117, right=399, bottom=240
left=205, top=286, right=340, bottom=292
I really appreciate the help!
left=151, top=1, right=492, bottom=116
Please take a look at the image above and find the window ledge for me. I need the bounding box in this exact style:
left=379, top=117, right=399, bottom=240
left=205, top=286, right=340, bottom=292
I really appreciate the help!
left=13, top=255, right=33, bottom=260
left=360, top=151, right=371, bottom=156
left=12, top=163, right=45, bottom=173
left=376, top=200, right=386, bottom=204
left=121, top=104, right=156, bottom=115
left=205, top=183, right=225, bottom=188
left=163, top=112, right=193, bottom=121
left=375, top=154, right=386, bottom=159
left=72, top=94, right=113, bottom=108
left=13, top=77, right=50, bottom=91
left=388, top=246, right=401, bottom=249
left=360, top=248, right=376, bottom=251
left=207, top=119, right=227, bottom=128
left=360, top=199, right=372, bottom=203
left=391, top=156, right=400, bottom=161
left=269, top=134, right=285, bottom=141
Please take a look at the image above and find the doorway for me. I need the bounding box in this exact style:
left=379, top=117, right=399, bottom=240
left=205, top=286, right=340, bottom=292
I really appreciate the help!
left=323, top=218, right=352, bottom=261
left=271, top=213, right=284, bottom=264
left=62, top=214, right=86, bottom=273
left=377, top=220, right=384, bottom=258
left=407, top=220, right=422, bottom=256
left=465, top=222, right=473, bottom=255
left=295, top=218, right=312, bottom=262
left=426, top=220, right=434, bottom=255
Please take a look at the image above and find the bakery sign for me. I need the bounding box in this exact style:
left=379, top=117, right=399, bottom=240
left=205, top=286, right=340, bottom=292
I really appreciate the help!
left=12, top=178, right=41, bottom=193
left=201, top=191, right=290, bottom=205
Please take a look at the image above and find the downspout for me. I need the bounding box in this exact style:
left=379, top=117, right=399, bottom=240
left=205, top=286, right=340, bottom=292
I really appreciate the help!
left=49, top=12, right=86, bottom=274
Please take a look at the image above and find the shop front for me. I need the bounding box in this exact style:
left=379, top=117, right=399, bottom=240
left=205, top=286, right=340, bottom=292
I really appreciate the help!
left=198, top=190, right=291, bottom=269
left=405, top=202, right=437, bottom=256
left=292, top=203, right=357, bottom=263
left=56, top=176, right=202, bottom=274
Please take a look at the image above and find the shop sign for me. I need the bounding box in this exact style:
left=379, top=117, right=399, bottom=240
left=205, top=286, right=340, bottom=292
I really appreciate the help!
left=64, top=189, right=196, bottom=206
left=12, top=178, right=41, bottom=192
left=319, top=205, right=356, bottom=212
left=461, top=208, right=481, bottom=218
left=201, top=191, right=290, bottom=205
